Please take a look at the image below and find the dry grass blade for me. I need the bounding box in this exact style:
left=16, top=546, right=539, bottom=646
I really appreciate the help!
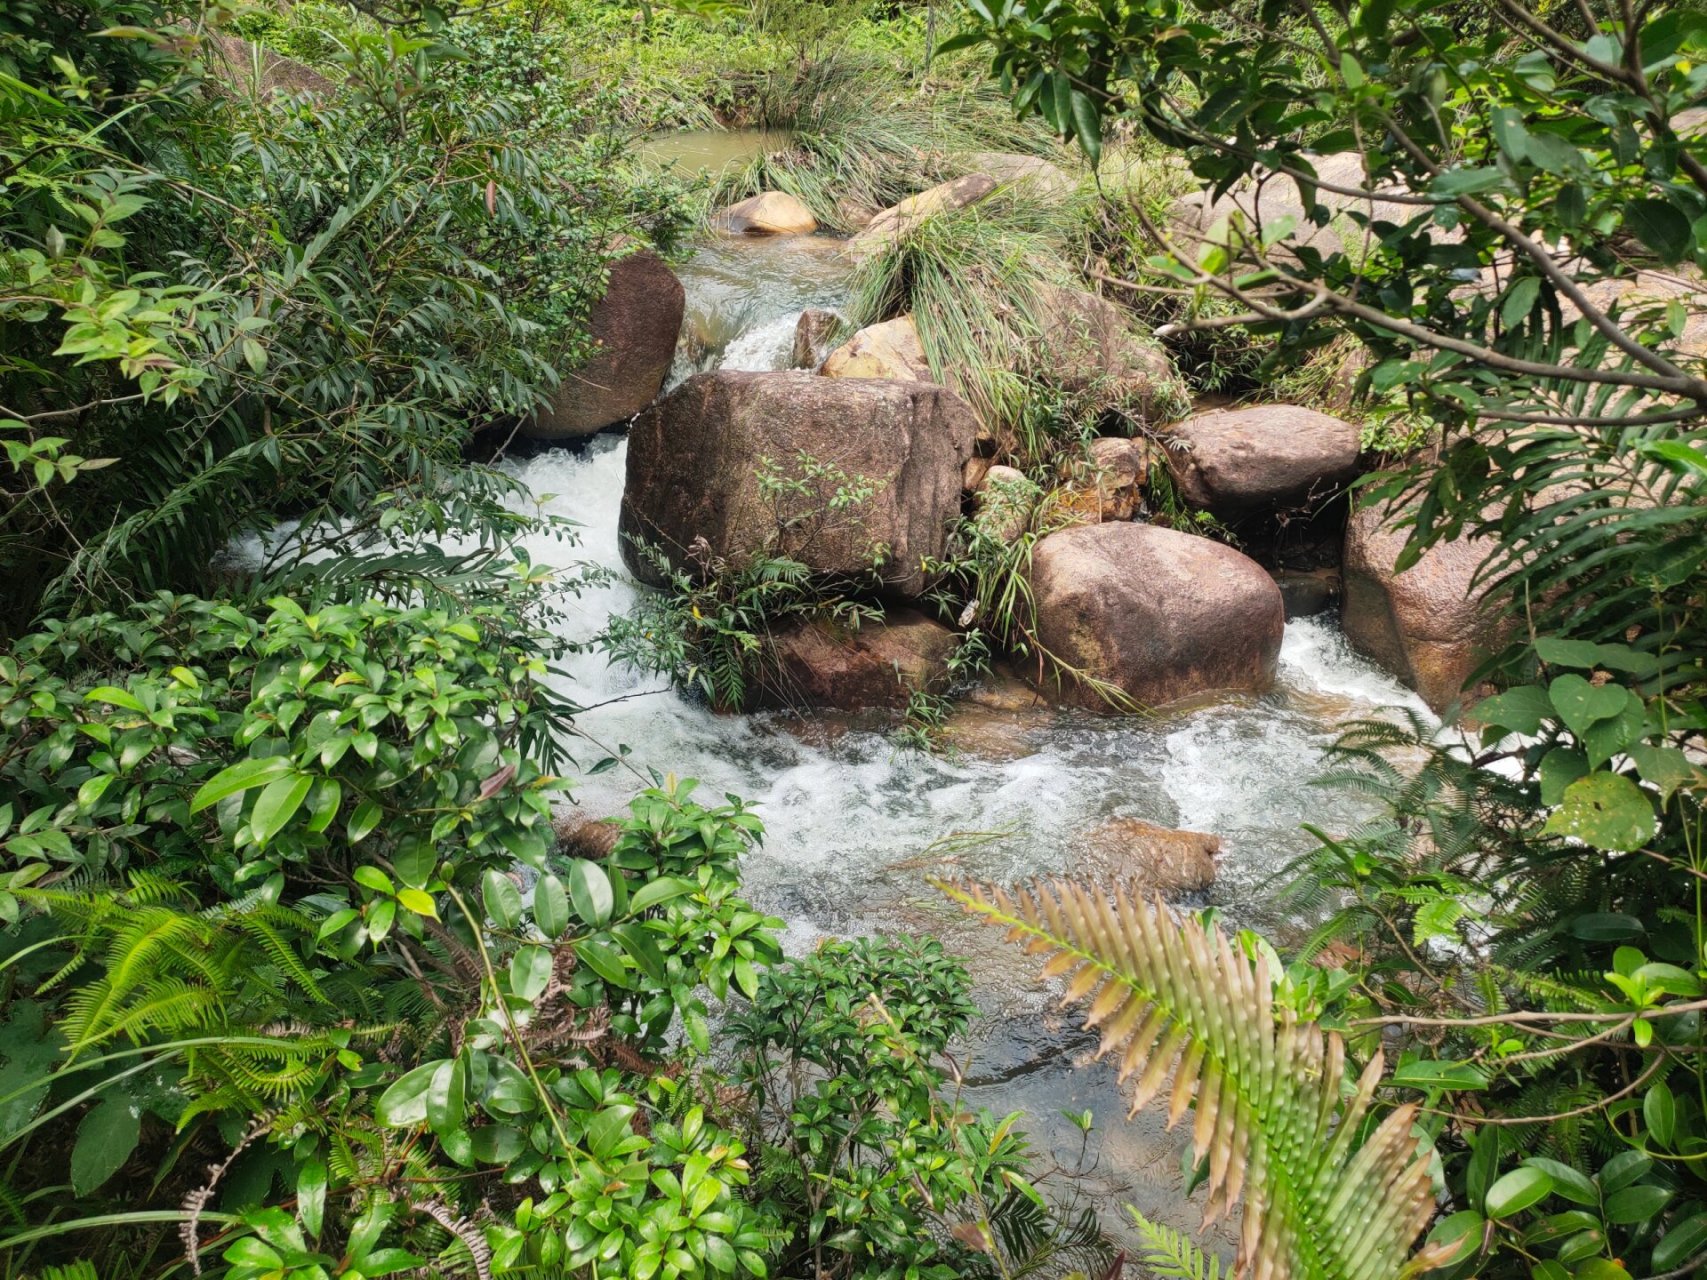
left=934, top=877, right=1454, bottom=1280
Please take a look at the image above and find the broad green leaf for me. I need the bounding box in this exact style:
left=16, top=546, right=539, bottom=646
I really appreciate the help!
left=347, top=800, right=382, bottom=843
left=533, top=874, right=569, bottom=940
left=1391, top=1058, right=1487, bottom=1091
left=1499, top=277, right=1540, bottom=328
left=1485, top=1166, right=1552, bottom=1218
left=297, top=1157, right=327, bottom=1237
left=567, top=860, right=614, bottom=927
left=483, top=869, right=522, bottom=930
left=251, top=772, right=312, bottom=847
left=376, top=1060, right=444, bottom=1127
left=1644, top=1079, right=1676, bottom=1148
left=575, top=938, right=630, bottom=987
left=630, top=875, right=696, bottom=914
left=1605, top=1182, right=1671, bottom=1223
left=1521, top=1157, right=1596, bottom=1206
left=1475, top=684, right=1552, bottom=734
left=190, top=755, right=292, bottom=813
left=509, top=945, right=552, bottom=1001
left=1654, top=1212, right=1707, bottom=1271
left=396, top=888, right=438, bottom=919
left=1542, top=772, right=1657, bottom=851
left=426, top=1058, right=465, bottom=1133
left=1629, top=744, right=1699, bottom=803
left=70, top=1094, right=141, bottom=1195
left=1548, top=673, right=1627, bottom=741
left=1626, top=196, right=1692, bottom=261
left=1538, top=747, right=1589, bottom=806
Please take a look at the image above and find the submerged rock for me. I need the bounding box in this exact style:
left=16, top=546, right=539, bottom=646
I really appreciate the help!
left=1342, top=490, right=1503, bottom=712
left=1077, top=818, right=1220, bottom=895
left=1163, top=404, right=1361, bottom=518
left=821, top=315, right=932, bottom=382
left=717, top=191, right=817, bottom=235
left=620, top=370, right=978, bottom=597
left=525, top=250, right=684, bottom=439
left=847, top=174, right=998, bottom=258
left=792, top=308, right=841, bottom=369
left=756, top=608, right=956, bottom=710
left=1028, top=522, right=1284, bottom=710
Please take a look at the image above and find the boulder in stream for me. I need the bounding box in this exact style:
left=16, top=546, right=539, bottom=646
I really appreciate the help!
left=821, top=315, right=932, bottom=383
left=524, top=250, right=684, bottom=439
left=1028, top=522, right=1284, bottom=709
left=792, top=308, right=841, bottom=369
left=756, top=608, right=956, bottom=710
left=1342, top=488, right=1504, bottom=712
left=716, top=191, right=818, bottom=235
left=1162, top=404, right=1361, bottom=518
left=620, top=370, right=978, bottom=597
left=1077, top=818, right=1220, bottom=895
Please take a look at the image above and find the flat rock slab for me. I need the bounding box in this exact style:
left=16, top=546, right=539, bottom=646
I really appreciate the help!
left=756, top=609, right=956, bottom=710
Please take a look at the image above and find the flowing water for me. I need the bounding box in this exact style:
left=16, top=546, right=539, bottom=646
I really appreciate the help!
left=495, top=231, right=1432, bottom=1236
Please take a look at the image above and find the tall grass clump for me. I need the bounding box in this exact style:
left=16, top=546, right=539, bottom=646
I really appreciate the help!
left=846, top=184, right=1185, bottom=460
left=706, top=55, right=1059, bottom=229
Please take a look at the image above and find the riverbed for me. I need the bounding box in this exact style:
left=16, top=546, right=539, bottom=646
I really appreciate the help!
left=498, top=226, right=1429, bottom=1234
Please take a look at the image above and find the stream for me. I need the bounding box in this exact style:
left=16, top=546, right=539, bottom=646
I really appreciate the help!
left=499, top=226, right=1432, bottom=1235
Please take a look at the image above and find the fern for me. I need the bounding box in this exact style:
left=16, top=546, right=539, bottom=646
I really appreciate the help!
left=1128, top=1210, right=1224, bottom=1280
left=938, top=878, right=1449, bottom=1280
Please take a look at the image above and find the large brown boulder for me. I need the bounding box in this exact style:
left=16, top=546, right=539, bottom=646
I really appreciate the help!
left=525, top=250, right=684, bottom=439
left=717, top=191, right=817, bottom=235
left=620, top=371, right=979, bottom=597
left=821, top=316, right=931, bottom=382
left=1163, top=404, right=1361, bottom=517
left=1033, top=285, right=1184, bottom=424
left=756, top=609, right=956, bottom=710
left=847, top=174, right=999, bottom=259
left=1029, top=522, right=1284, bottom=710
left=1342, top=492, right=1503, bottom=712
left=1077, top=818, right=1220, bottom=895
left=204, top=34, right=335, bottom=100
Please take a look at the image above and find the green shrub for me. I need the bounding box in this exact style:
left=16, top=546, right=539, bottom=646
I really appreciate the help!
left=0, top=587, right=795, bottom=1276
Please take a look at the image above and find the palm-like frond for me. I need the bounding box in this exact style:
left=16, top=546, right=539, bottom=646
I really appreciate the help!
left=937, top=878, right=1447, bottom=1280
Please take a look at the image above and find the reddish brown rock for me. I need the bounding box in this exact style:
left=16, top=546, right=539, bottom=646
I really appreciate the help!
left=1163, top=404, right=1361, bottom=517
left=1032, top=286, right=1184, bottom=426
left=1077, top=818, right=1220, bottom=894
left=792, top=308, right=841, bottom=369
left=1029, top=522, right=1284, bottom=710
left=620, top=371, right=979, bottom=598
left=756, top=609, right=956, bottom=710
left=526, top=250, right=684, bottom=439
left=1342, top=491, right=1504, bottom=712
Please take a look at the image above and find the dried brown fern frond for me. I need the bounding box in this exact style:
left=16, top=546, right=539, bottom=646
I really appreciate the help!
left=935, top=878, right=1451, bottom=1280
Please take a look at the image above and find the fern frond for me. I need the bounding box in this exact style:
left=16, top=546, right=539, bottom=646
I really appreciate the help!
left=1128, top=1209, right=1225, bottom=1280
left=938, top=879, right=1448, bottom=1280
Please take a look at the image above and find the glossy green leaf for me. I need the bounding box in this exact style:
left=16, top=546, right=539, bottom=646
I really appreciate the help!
left=1542, top=772, right=1657, bottom=851
left=533, top=873, right=568, bottom=940
left=1485, top=1166, right=1552, bottom=1219
left=189, top=755, right=292, bottom=814
left=509, top=945, right=552, bottom=1001
left=567, top=860, right=614, bottom=927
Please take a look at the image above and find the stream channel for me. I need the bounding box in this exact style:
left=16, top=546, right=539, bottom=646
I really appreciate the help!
left=497, top=211, right=1433, bottom=1234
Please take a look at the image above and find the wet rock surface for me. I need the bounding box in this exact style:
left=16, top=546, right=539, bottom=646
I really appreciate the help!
left=756, top=609, right=957, bottom=710
left=716, top=191, right=818, bottom=235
